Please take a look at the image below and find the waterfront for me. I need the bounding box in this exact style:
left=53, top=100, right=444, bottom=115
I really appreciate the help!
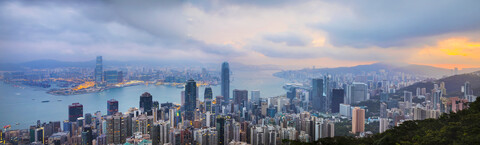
left=0, top=70, right=285, bottom=130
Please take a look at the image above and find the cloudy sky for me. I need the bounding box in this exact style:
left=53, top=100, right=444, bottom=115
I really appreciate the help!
left=1, top=0, right=480, bottom=69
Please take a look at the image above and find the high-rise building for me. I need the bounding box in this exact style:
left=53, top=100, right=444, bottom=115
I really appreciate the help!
left=95, top=56, right=103, bottom=83
left=464, top=81, right=472, bottom=98
left=312, top=78, right=326, bottom=112
left=139, top=92, right=153, bottom=115
left=221, top=62, right=230, bottom=101
left=380, top=102, right=387, bottom=118
left=404, top=91, right=413, bottom=109
left=233, top=89, right=248, bottom=108
left=204, top=87, right=213, bottom=112
left=351, top=82, right=368, bottom=104
left=185, top=79, right=197, bottom=121
left=287, top=88, right=297, bottom=101
left=107, top=99, right=119, bottom=115
left=216, top=116, right=225, bottom=145
left=352, top=107, right=365, bottom=134
left=104, top=70, right=122, bottom=84
left=82, top=125, right=93, bottom=145
left=68, top=103, right=83, bottom=122
left=251, top=90, right=261, bottom=104
left=379, top=118, right=389, bottom=133
left=331, top=89, right=344, bottom=113
left=106, top=113, right=129, bottom=144
left=433, top=90, right=442, bottom=110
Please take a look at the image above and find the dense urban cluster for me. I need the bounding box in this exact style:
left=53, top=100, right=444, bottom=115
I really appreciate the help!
left=1, top=58, right=478, bottom=145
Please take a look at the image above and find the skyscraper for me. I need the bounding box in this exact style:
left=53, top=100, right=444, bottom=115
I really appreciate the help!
left=95, top=56, right=103, bottom=83
left=82, top=125, right=93, bottom=145
left=216, top=116, right=225, bottom=145
left=185, top=79, right=197, bottom=121
left=331, top=89, right=344, bottom=113
left=312, top=78, right=326, bottom=112
left=107, top=99, right=118, bottom=115
left=351, top=82, right=368, bottom=104
left=251, top=90, right=261, bottom=104
left=352, top=107, right=365, bottom=134
left=139, top=92, right=153, bottom=115
left=68, top=103, right=83, bottom=122
left=404, top=91, right=413, bottom=109
left=204, top=87, right=213, bottom=113
left=221, top=62, right=230, bottom=101
left=233, top=89, right=248, bottom=108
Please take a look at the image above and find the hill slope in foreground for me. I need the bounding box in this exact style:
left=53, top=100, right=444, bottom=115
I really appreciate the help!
left=283, top=99, right=480, bottom=145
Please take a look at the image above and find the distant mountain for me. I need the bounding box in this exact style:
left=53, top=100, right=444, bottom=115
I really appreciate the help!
left=398, top=71, right=480, bottom=96
left=274, top=62, right=480, bottom=79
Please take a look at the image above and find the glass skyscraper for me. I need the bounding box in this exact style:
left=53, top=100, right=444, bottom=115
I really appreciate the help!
left=107, top=99, right=118, bottom=115
left=95, top=56, right=103, bottom=83
left=221, top=62, right=230, bottom=101
left=184, top=79, right=197, bottom=121
left=139, top=92, right=153, bottom=115
left=68, top=103, right=83, bottom=122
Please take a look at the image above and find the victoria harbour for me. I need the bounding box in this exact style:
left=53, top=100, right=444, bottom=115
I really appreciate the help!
left=0, top=70, right=285, bottom=130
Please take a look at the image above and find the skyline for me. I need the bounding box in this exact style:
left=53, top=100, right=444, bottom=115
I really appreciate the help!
left=1, top=0, right=480, bottom=69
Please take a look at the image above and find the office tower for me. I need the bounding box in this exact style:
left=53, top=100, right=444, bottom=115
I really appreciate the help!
left=251, top=90, right=261, bottom=104
left=221, top=62, right=230, bottom=101
left=331, top=89, right=344, bottom=113
left=35, top=127, right=45, bottom=144
left=464, top=81, right=472, bottom=98
left=352, top=107, right=365, bottom=134
left=216, top=116, right=225, bottom=145
left=339, top=104, right=351, bottom=117
left=344, top=84, right=352, bottom=104
left=85, top=113, right=92, bottom=125
left=140, top=92, right=153, bottom=115
left=233, top=89, right=248, bottom=108
left=433, top=90, right=442, bottom=110
left=107, top=99, right=119, bottom=115
left=181, top=91, right=185, bottom=106
left=287, top=88, right=296, bottom=100
left=380, top=102, right=387, bottom=118
left=104, top=70, right=120, bottom=84
left=404, top=91, right=413, bottom=110
left=205, top=87, right=213, bottom=112
left=351, top=82, right=368, bottom=104
left=185, top=79, right=197, bottom=121
left=312, top=78, right=326, bottom=112
left=379, top=118, right=389, bottom=133
left=82, top=125, right=93, bottom=145
left=69, top=103, right=83, bottom=122
left=95, top=56, right=103, bottom=83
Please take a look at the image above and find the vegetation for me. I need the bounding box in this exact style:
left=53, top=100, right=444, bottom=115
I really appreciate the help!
left=352, top=100, right=380, bottom=118
left=283, top=99, right=480, bottom=145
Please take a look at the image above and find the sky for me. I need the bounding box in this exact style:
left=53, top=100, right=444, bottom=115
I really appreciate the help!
left=1, top=0, right=480, bottom=69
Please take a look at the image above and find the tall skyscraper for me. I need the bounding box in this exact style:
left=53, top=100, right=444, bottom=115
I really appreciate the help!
left=351, top=82, right=368, bottom=104
left=379, top=118, right=389, bottom=133
left=331, top=89, right=344, bottom=113
left=95, top=56, right=103, bottom=83
left=464, top=81, right=472, bottom=98
left=204, top=87, right=213, bottom=113
left=433, top=90, right=442, bottom=110
left=221, top=62, right=230, bottom=101
left=107, top=99, right=118, bottom=115
left=68, top=103, right=83, bottom=122
left=352, top=107, right=365, bottom=134
left=312, top=78, right=327, bottom=112
left=185, top=79, right=197, bottom=121
left=233, top=89, right=248, bottom=108
left=251, top=90, right=261, bottom=104
left=216, top=116, right=225, bottom=145
left=82, top=125, right=93, bottom=145
left=404, top=91, right=413, bottom=109
left=139, top=92, right=153, bottom=115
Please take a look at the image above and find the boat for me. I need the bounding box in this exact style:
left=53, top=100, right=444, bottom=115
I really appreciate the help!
left=176, top=85, right=185, bottom=89
left=41, top=100, right=50, bottom=103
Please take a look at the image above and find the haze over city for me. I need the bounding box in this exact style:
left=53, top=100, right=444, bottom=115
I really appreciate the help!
left=1, top=1, right=480, bottom=145
left=1, top=0, right=480, bottom=69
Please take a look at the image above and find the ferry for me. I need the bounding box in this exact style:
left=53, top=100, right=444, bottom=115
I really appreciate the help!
left=41, top=100, right=50, bottom=103
left=176, top=85, right=185, bottom=89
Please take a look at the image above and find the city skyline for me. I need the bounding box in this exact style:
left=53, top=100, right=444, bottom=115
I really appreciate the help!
left=1, top=1, right=480, bottom=69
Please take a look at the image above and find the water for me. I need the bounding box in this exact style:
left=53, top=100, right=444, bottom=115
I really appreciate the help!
left=0, top=70, right=286, bottom=130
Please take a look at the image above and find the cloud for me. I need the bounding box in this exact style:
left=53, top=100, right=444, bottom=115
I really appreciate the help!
left=317, top=0, right=480, bottom=48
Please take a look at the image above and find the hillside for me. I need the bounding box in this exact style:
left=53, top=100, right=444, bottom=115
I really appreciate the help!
left=283, top=99, right=480, bottom=145
left=398, top=71, right=480, bottom=96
